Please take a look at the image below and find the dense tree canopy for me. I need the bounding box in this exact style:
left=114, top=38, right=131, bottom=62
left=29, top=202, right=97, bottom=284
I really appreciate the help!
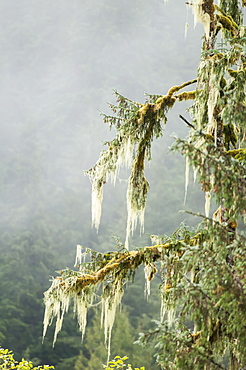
left=42, top=0, right=246, bottom=368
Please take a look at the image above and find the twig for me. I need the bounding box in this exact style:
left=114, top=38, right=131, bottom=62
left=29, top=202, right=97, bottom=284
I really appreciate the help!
left=179, top=114, right=196, bottom=129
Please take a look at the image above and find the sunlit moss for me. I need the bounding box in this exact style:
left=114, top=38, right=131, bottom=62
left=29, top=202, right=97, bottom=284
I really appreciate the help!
left=216, top=13, right=238, bottom=36
left=177, top=91, right=196, bottom=101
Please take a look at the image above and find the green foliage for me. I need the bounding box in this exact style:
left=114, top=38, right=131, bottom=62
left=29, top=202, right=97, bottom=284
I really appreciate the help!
left=136, top=219, right=246, bottom=368
left=172, top=139, right=246, bottom=220
left=0, top=347, right=54, bottom=370
left=103, top=355, right=145, bottom=370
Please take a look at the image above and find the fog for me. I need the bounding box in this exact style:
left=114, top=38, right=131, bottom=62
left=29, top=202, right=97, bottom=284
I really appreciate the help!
left=0, top=0, right=207, bottom=364
left=0, top=1, right=209, bottom=284
left=0, top=0, right=202, bottom=238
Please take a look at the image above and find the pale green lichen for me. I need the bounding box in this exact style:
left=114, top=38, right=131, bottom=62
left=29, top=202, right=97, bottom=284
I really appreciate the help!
left=101, top=281, right=124, bottom=363
left=191, top=0, right=211, bottom=40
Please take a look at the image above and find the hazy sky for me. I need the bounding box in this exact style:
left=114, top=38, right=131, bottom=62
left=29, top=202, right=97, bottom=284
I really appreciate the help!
left=0, top=0, right=206, bottom=248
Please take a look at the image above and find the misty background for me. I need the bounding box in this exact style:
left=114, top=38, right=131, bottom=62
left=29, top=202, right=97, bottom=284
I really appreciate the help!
left=0, top=0, right=206, bottom=368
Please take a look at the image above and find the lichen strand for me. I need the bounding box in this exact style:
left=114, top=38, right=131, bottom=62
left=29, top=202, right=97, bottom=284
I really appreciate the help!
left=190, top=0, right=243, bottom=122
left=221, top=67, right=246, bottom=143
left=89, top=135, right=137, bottom=231
left=43, top=278, right=74, bottom=346
left=191, top=0, right=212, bottom=40
left=125, top=119, right=154, bottom=248
left=205, top=191, right=211, bottom=217
left=191, top=33, right=245, bottom=153
left=185, top=54, right=227, bottom=208
left=193, top=56, right=227, bottom=138
left=74, top=294, right=90, bottom=342
left=173, top=139, right=246, bottom=220
left=184, top=156, right=190, bottom=205
left=91, top=178, right=104, bottom=231
left=125, top=170, right=149, bottom=249
left=101, top=280, right=124, bottom=362
left=206, top=59, right=226, bottom=141
left=144, top=263, right=157, bottom=298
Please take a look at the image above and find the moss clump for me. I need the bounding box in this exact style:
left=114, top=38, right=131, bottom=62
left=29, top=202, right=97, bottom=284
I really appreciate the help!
left=177, top=91, right=196, bottom=101
left=227, top=148, right=246, bottom=161
left=216, top=13, right=238, bottom=36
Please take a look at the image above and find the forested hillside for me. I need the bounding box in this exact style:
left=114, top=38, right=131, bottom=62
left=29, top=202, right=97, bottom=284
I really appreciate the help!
left=0, top=0, right=203, bottom=368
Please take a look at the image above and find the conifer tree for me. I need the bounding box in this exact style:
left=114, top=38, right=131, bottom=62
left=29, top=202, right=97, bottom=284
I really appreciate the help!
left=43, top=1, right=246, bottom=368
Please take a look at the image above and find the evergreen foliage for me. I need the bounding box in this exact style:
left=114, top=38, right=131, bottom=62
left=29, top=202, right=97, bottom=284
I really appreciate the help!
left=102, top=355, right=145, bottom=370
left=43, top=1, right=246, bottom=368
left=0, top=347, right=54, bottom=370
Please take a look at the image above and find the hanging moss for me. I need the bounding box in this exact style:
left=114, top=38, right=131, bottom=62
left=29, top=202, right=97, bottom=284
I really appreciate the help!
left=227, top=148, right=246, bottom=162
